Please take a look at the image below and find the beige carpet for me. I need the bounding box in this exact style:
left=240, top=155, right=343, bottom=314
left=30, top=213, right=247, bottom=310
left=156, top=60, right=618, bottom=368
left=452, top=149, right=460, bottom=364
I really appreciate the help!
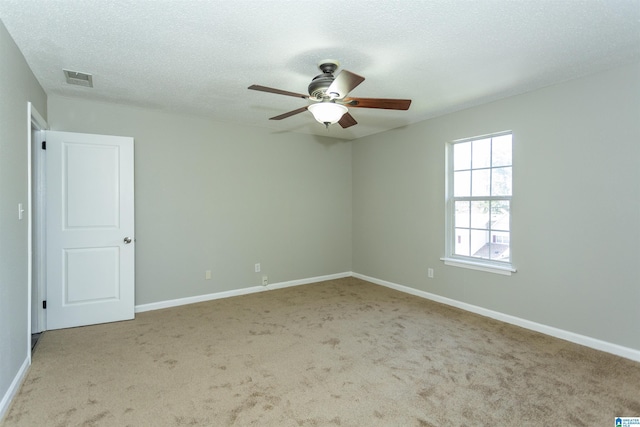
left=3, top=277, right=639, bottom=426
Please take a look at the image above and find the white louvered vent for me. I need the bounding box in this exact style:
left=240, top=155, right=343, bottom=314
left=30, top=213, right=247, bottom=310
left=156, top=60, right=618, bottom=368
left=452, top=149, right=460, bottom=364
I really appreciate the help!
left=63, top=70, right=93, bottom=88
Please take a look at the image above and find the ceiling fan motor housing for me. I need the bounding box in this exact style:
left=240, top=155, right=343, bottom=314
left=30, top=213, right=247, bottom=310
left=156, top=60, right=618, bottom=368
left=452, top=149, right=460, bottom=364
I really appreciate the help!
left=308, top=74, right=334, bottom=99
left=308, top=60, right=340, bottom=99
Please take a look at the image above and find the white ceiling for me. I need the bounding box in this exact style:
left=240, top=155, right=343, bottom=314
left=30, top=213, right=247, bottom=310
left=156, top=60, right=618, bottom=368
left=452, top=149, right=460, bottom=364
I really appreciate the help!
left=1, top=0, right=638, bottom=140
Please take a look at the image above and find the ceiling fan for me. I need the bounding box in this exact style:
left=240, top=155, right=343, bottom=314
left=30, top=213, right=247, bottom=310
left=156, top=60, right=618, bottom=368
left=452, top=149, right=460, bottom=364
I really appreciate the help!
left=248, top=59, right=411, bottom=129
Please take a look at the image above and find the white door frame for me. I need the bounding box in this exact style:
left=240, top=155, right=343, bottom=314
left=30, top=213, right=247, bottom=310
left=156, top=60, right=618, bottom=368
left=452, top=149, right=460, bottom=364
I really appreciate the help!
left=28, top=102, right=48, bottom=360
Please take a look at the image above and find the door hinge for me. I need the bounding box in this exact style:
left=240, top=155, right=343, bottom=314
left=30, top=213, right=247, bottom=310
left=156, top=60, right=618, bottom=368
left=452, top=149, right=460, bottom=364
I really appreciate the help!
left=42, top=300, right=47, bottom=309
left=41, top=141, right=46, bottom=150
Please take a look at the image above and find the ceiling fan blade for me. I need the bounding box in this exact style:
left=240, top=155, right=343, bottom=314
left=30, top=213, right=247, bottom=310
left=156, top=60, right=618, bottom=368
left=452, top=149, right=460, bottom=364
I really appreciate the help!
left=326, top=70, right=365, bottom=99
left=269, top=106, right=309, bottom=120
left=344, top=97, right=412, bottom=110
left=338, top=112, right=358, bottom=129
left=248, top=84, right=309, bottom=99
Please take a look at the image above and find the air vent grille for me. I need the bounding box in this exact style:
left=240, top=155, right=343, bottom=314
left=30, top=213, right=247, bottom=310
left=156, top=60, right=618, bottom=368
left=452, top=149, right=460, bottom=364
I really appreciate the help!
left=63, top=70, right=93, bottom=88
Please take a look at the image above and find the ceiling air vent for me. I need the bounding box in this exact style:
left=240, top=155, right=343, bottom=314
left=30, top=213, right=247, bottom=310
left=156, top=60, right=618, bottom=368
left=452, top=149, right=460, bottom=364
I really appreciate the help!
left=63, top=70, right=93, bottom=88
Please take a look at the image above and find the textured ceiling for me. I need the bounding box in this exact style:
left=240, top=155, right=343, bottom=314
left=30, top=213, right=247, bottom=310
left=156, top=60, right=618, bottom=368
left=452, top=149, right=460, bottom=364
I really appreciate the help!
left=1, top=0, right=639, bottom=140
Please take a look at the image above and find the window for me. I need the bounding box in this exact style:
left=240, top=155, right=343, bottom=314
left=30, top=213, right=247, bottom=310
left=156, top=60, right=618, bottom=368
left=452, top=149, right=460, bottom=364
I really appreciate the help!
left=443, top=131, right=515, bottom=275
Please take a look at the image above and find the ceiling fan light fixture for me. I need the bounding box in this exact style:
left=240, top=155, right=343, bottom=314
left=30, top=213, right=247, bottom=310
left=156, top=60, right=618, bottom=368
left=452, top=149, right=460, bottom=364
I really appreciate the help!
left=308, top=102, right=348, bottom=125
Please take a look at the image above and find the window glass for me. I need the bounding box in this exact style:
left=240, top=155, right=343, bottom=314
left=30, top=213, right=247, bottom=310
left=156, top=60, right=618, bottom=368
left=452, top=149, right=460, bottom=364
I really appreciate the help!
left=472, top=138, right=491, bottom=168
left=492, top=135, right=512, bottom=167
left=455, top=229, right=470, bottom=256
left=491, top=201, right=510, bottom=231
left=471, top=169, right=490, bottom=197
left=454, top=171, right=471, bottom=197
left=491, top=167, right=512, bottom=196
left=470, top=201, right=489, bottom=229
left=470, top=230, right=489, bottom=259
left=454, top=141, right=471, bottom=171
left=455, top=201, right=470, bottom=228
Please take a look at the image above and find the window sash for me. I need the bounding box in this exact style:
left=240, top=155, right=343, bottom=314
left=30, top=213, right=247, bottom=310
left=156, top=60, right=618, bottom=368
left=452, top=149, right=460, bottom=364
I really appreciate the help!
left=448, top=197, right=512, bottom=264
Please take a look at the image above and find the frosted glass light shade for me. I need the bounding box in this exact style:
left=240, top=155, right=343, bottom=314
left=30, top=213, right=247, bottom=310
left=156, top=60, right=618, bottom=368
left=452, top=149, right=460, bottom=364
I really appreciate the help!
left=308, top=102, right=348, bottom=125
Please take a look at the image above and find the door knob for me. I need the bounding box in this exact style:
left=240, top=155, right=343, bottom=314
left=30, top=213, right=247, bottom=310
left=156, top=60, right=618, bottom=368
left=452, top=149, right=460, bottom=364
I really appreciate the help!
left=124, top=237, right=132, bottom=244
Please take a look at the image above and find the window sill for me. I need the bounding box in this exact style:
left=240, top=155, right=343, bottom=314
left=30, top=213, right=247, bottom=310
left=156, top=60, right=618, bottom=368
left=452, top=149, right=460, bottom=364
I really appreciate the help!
left=440, top=257, right=516, bottom=276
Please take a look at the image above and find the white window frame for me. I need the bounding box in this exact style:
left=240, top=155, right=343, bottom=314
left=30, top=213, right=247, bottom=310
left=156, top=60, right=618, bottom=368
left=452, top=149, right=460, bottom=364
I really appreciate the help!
left=441, top=131, right=516, bottom=276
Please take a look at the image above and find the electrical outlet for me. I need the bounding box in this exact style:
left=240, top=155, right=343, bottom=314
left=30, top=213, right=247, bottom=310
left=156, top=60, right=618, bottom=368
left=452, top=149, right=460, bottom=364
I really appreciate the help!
left=262, top=275, right=268, bottom=286
left=428, top=268, right=434, bottom=279
left=205, top=270, right=212, bottom=280
left=255, top=263, right=261, bottom=273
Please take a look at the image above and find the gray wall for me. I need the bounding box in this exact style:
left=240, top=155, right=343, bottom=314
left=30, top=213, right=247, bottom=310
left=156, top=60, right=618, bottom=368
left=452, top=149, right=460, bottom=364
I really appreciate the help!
left=353, top=62, right=640, bottom=350
left=0, top=20, right=47, bottom=409
left=47, top=96, right=353, bottom=305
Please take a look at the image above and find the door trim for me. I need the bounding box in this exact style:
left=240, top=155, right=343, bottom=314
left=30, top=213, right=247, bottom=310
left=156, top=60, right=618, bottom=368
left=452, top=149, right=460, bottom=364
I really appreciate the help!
left=28, top=102, right=48, bottom=363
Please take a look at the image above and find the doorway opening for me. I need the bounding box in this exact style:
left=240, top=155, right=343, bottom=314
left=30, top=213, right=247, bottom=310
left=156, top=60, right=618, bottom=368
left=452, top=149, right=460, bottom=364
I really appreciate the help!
left=31, top=333, right=41, bottom=352
left=29, top=102, right=48, bottom=361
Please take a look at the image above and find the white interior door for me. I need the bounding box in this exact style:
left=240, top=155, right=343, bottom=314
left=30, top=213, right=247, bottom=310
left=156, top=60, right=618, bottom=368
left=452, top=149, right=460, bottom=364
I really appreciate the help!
left=45, top=131, right=134, bottom=330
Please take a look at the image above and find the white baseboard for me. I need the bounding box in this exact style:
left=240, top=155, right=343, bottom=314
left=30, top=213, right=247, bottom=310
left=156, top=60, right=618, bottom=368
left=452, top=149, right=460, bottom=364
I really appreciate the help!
left=353, top=272, right=640, bottom=363
left=0, top=357, right=29, bottom=422
left=135, top=272, right=352, bottom=313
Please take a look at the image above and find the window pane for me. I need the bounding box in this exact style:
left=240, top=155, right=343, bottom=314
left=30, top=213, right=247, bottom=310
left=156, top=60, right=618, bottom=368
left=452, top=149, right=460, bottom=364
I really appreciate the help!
left=471, top=169, right=490, bottom=197
left=470, top=229, right=489, bottom=259
left=470, top=201, right=489, bottom=228
left=491, top=166, right=512, bottom=196
left=454, top=171, right=471, bottom=197
left=455, top=201, right=470, bottom=228
left=454, top=228, right=470, bottom=256
left=472, top=138, right=491, bottom=168
left=492, top=134, right=512, bottom=167
left=454, top=142, right=471, bottom=170
left=490, top=232, right=510, bottom=261
left=490, top=231, right=510, bottom=244
left=491, top=201, right=510, bottom=231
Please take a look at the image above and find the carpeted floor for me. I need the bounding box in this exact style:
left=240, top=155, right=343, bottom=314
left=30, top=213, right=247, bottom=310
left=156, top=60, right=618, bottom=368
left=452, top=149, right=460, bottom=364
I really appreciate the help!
left=3, top=277, right=639, bottom=426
